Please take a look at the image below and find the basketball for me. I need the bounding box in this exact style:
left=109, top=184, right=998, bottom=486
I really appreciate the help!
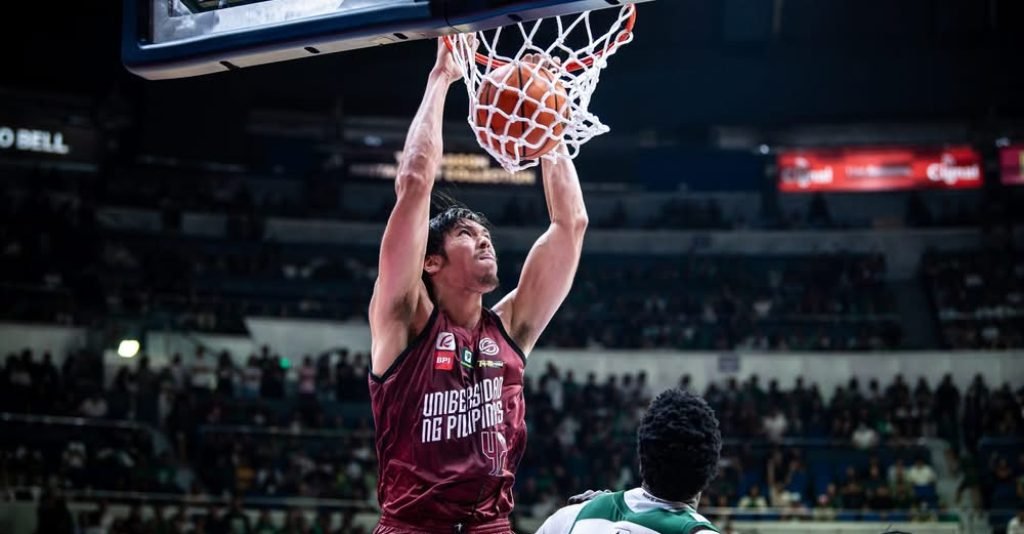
left=474, top=61, right=569, bottom=161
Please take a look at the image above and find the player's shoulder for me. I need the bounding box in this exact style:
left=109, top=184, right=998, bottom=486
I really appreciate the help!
left=369, top=295, right=437, bottom=380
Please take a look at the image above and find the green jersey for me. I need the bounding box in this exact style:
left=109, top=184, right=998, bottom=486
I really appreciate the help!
left=536, top=488, right=720, bottom=534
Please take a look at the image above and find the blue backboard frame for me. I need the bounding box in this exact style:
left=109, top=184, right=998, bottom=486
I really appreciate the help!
left=121, top=0, right=439, bottom=80
left=122, top=0, right=649, bottom=80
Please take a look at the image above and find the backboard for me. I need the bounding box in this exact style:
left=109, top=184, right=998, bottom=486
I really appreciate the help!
left=122, top=0, right=651, bottom=80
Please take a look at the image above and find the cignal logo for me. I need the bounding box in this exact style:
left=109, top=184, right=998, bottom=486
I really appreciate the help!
left=782, top=157, right=834, bottom=189
left=927, top=153, right=979, bottom=185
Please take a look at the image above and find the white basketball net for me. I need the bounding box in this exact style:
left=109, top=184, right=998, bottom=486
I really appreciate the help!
left=446, top=5, right=636, bottom=172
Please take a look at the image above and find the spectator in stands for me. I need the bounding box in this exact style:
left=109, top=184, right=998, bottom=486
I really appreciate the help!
left=864, top=465, right=893, bottom=511
left=283, top=509, right=309, bottom=534
left=107, top=368, right=133, bottom=419
left=78, top=391, right=109, bottom=419
left=297, top=356, right=317, bottom=400
left=62, top=440, right=87, bottom=487
left=989, top=455, right=1017, bottom=509
left=134, top=355, right=160, bottom=425
left=814, top=483, right=842, bottom=519
left=851, top=420, right=880, bottom=449
left=117, top=504, right=146, bottom=533
left=216, top=351, right=237, bottom=397
left=905, top=457, right=937, bottom=489
left=887, top=459, right=906, bottom=484
left=261, top=353, right=286, bottom=399
left=242, top=355, right=262, bottom=399
left=890, top=471, right=914, bottom=510
left=143, top=505, right=167, bottom=534
left=840, top=467, right=866, bottom=510
left=316, top=353, right=333, bottom=400
left=190, top=347, right=216, bottom=393
left=253, top=510, right=277, bottom=534
left=762, top=407, right=788, bottom=442
left=223, top=497, right=251, bottom=533
left=1008, top=507, right=1024, bottom=534
left=167, top=353, right=186, bottom=392
left=7, top=353, right=33, bottom=412
left=35, top=351, right=60, bottom=411
left=768, top=481, right=801, bottom=515
left=166, top=505, right=189, bottom=532
left=85, top=501, right=114, bottom=534
left=737, top=485, right=768, bottom=510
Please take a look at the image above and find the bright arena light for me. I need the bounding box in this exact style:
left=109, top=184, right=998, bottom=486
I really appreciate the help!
left=117, top=339, right=140, bottom=358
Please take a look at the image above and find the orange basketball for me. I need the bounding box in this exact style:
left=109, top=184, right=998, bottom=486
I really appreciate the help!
left=474, top=62, right=569, bottom=161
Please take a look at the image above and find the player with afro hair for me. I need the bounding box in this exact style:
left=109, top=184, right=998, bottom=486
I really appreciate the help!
left=638, top=388, right=723, bottom=503
left=537, top=389, right=724, bottom=533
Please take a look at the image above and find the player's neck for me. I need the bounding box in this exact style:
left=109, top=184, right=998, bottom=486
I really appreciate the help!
left=434, top=287, right=484, bottom=330
left=640, top=485, right=700, bottom=510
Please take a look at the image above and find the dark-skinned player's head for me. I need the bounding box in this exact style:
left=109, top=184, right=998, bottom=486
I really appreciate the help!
left=637, top=388, right=722, bottom=503
left=423, top=205, right=499, bottom=300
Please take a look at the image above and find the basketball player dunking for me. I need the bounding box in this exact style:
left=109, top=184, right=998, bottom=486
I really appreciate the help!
left=368, top=39, right=588, bottom=534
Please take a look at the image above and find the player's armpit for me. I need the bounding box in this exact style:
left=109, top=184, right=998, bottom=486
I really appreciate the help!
left=493, top=152, right=587, bottom=355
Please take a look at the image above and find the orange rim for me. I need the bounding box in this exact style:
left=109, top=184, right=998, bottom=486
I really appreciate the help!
left=443, top=4, right=637, bottom=72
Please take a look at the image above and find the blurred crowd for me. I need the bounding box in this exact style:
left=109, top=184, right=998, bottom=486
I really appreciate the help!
left=546, top=254, right=900, bottom=350
left=32, top=492, right=370, bottom=534
left=1, top=185, right=905, bottom=350
left=5, top=345, right=1023, bottom=533
left=520, top=364, right=1024, bottom=521
left=923, top=249, right=1024, bottom=350
left=10, top=179, right=1024, bottom=352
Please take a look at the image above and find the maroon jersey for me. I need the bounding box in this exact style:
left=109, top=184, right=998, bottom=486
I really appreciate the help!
left=369, top=307, right=527, bottom=528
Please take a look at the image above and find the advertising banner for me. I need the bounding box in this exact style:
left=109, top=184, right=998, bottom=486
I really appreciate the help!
left=0, top=121, right=98, bottom=164
left=778, top=146, right=982, bottom=192
left=1000, top=145, right=1024, bottom=186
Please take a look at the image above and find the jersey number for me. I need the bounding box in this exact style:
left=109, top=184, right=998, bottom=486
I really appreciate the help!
left=481, top=430, right=508, bottom=477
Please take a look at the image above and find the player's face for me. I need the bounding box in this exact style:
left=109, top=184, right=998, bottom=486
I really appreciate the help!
left=436, top=219, right=499, bottom=293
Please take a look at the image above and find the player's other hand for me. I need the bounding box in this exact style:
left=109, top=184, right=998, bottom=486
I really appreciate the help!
left=567, top=489, right=612, bottom=505
left=434, top=37, right=470, bottom=84
left=521, top=53, right=562, bottom=75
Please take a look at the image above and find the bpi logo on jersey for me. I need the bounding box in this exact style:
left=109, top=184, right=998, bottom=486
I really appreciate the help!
left=434, top=353, right=454, bottom=371
left=478, top=338, right=499, bottom=356
left=434, top=332, right=455, bottom=371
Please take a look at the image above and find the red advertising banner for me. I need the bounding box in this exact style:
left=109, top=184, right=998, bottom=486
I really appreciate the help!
left=1000, top=145, right=1024, bottom=186
left=778, top=146, right=982, bottom=192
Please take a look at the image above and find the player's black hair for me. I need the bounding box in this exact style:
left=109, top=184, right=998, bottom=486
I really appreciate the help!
left=638, top=388, right=722, bottom=503
left=426, top=206, right=492, bottom=258
left=422, top=196, right=493, bottom=299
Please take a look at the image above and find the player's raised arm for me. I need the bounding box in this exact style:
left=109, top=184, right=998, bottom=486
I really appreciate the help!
left=494, top=148, right=587, bottom=355
left=369, top=40, right=461, bottom=376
